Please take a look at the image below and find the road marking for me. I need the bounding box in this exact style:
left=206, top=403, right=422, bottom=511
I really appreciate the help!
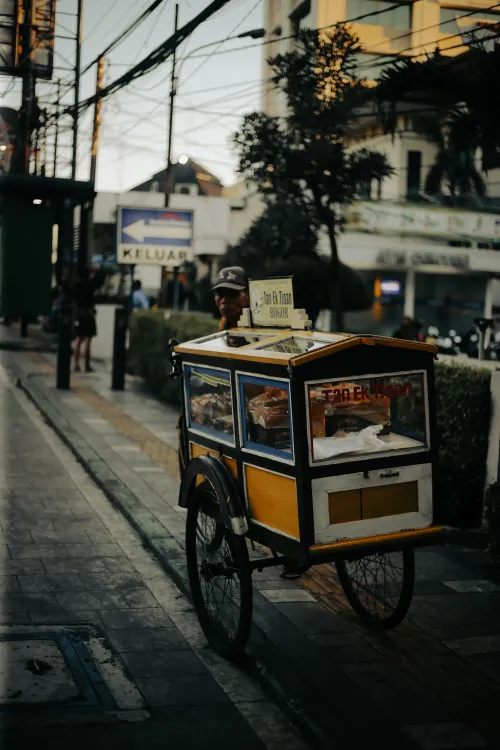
left=260, top=589, right=316, bottom=603
left=442, top=580, right=500, bottom=593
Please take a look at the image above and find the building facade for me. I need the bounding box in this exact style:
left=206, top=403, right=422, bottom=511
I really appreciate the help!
left=260, top=0, right=500, bottom=335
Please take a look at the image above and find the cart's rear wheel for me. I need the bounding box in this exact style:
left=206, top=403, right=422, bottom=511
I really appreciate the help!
left=186, top=481, right=252, bottom=660
left=336, top=549, right=414, bottom=629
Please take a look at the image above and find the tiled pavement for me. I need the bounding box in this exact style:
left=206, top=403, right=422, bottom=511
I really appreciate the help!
left=0, top=361, right=308, bottom=749
left=5, top=350, right=500, bottom=750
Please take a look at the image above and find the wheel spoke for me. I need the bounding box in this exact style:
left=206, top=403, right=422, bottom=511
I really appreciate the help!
left=193, top=497, right=244, bottom=644
left=340, top=550, right=408, bottom=622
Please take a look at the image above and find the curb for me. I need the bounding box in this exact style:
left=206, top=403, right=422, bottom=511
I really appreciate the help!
left=14, top=369, right=331, bottom=750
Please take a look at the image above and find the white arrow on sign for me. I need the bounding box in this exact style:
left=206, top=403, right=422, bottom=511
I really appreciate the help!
left=122, top=219, right=192, bottom=243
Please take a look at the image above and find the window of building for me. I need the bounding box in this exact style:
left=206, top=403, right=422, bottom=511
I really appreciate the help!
left=352, top=52, right=383, bottom=81
left=439, top=6, right=500, bottom=35
left=406, top=150, right=422, bottom=199
left=175, top=183, right=198, bottom=196
left=347, top=1, right=412, bottom=30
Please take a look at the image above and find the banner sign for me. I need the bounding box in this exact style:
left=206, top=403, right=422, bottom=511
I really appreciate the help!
left=347, top=202, right=500, bottom=242
left=376, top=250, right=470, bottom=270
left=117, top=206, right=194, bottom=268
left=249, top=277, right=294, bottom=328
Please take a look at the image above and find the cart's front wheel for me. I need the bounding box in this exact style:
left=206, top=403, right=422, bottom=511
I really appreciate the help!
left=336, top=549, right=415, bottom=630
left=186, top=482, right=252, bottom=660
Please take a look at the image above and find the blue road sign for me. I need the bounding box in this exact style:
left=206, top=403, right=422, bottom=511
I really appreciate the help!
left=117, top=206, right=194, bottom=267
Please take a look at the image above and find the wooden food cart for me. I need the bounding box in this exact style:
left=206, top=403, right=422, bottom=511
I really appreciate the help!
left=171, top=278, right=443, bottom=659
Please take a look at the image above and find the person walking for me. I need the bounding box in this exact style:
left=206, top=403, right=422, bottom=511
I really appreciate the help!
left=131, top=280, right=150, bottom=310
left=73, top=268, right=98, bottom=373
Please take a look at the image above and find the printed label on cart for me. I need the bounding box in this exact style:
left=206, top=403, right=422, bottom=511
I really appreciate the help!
left=322, top=382, right=413, bottom=403
left=249, top=277, right=294, bottom=327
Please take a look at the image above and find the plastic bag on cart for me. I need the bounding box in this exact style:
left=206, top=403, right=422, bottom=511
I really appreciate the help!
left=312, top=424, right=389, bottom=459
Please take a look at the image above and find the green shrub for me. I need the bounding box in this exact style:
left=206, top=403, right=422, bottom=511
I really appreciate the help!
left=127, top=310, right=218, bottom=404
left=435, top=361, right=491, bottom=528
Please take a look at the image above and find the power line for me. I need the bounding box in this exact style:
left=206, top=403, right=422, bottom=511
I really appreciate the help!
left=179, top=0, right=263, bottom=89
left=359, top=2, right=500, bottom=59
left=83, top=0, right=122, bottom=51
left=66, top=0, right=411, bottom=118
left=63, top=0, right=234, bottom=116
left=82, top=0, right=169, bottom=77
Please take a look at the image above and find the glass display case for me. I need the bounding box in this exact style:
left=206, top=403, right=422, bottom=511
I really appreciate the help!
left=255, top=336, right=339, bottom=354
left=307, top=371, right=427, bottom=462
left=183, top=330, right=276, bottom=352
left=238, top=375, right=293, bottom=460
left=185, top=365, right=234, bottom=444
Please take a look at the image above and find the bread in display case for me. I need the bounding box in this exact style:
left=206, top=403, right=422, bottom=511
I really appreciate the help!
left=307, top=371, right=428, bottom=462
left=239, top=375, right=292, bottom=459
left=185, top=365, right=234, bottom=443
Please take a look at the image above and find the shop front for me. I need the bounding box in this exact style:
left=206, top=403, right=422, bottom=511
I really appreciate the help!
left=336, top=232, right=500, bottom=337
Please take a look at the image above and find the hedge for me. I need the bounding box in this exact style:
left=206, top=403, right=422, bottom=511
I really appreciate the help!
left=127, top=311, right=493, bottom=529
left=434, top=361, right=491, bottom=528
left=127, top=310, right=218, bottom=404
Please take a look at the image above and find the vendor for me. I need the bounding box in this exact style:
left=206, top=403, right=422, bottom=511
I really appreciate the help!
left=212, top=266, right=249, bottom=332
left=212, top=266, right=305, bottom=580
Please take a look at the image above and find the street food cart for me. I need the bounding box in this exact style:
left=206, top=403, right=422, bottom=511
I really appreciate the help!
left=170, top=278, right=443, bottom=659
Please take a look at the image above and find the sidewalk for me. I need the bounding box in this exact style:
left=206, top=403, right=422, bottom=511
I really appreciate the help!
left=0, top=360, right=308, bottom=750
left=6, top=350, right=500, bottom=750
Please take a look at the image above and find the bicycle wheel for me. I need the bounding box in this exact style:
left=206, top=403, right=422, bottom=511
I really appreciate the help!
left=186, top=481, right=253, bottom=660
left=336, top=548, right=415, bottom=630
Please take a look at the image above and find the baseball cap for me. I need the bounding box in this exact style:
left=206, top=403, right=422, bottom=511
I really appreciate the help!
left=212, top=266, right=248, bottom=292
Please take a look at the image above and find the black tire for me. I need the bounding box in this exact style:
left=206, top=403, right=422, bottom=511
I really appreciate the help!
left=186, top=481, right=253, bottom=660
left=336, top=548, right=415, bottom=630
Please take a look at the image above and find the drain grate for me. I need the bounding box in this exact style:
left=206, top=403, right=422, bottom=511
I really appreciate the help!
left=0, top=631, right=117, bottom=713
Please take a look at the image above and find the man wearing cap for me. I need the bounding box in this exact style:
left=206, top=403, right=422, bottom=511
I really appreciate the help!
left=212, top=266, right=249, bottom=333
left=211, top=266, right=304, bottom=580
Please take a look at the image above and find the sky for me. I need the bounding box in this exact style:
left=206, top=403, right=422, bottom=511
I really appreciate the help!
left=0, top=0, right=265, bottom=192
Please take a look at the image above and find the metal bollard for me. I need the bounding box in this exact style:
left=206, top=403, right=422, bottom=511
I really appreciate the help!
left=56, top=307, right=73, bottom=390
left=111, top=306, right=128, bottom=391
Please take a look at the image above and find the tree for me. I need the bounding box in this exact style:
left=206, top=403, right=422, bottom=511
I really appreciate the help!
left=376, top=46, right=500, bottom=199
left=232, top=25, right=393, bottom=330
left=220, top=197, right=371, bottom=327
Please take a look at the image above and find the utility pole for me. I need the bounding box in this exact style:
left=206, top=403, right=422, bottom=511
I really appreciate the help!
left=78, top=53, right=105, bottom=278
left=20, top=0, right=34, bottom=175
left=53, top=80, right=60, bottom=178
left=71, top=0, right=83, bottom=180
left=161, top=3, right=179, bottom=308
left=165, top=3, right=179, bottom=208
left=89, top=55, right=105, bottom=184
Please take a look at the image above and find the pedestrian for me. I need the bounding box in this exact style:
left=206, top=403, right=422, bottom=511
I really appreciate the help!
left=212, top=266, right=305, bottom=580
left=393, top=315, right=419, bottom=341
left=73, top=268, right=98, bottom=373
left=131, top=279, right=150, bottom=310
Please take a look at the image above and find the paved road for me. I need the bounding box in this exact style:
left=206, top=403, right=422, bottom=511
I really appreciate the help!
left=0, top=365, right=308, bottom=750
left=4, top=350, right=500, bottom=749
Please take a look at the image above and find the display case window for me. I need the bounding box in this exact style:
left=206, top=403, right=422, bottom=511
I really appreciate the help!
left=256, top=336, right=333, bottom=354
left=307, top=372, right=428, bottom=463
left=186, top=331, right=274, bottom=351
left=185, top=365, right=234, bottom=444
left=238, top=375, right=293, bottom=461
